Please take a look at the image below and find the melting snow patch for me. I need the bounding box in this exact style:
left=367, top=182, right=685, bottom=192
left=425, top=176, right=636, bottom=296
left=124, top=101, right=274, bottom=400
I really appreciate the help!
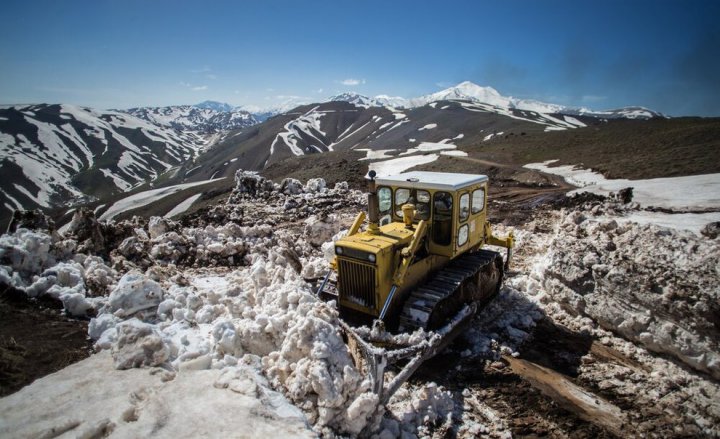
left=165, top=193, right=203, bottom=218
left=100, top=178, right=224, bottom=221
left=356, top=148, right=397, bottom=161
left=524, top=161, right=720, bottom=212
left=368, top=154, right=439, bottom=177
left=440, top=150, right=468, bottom=157
left=418, top=123, right=437, bottom=131
left=400, top=142, right=457, bottom=156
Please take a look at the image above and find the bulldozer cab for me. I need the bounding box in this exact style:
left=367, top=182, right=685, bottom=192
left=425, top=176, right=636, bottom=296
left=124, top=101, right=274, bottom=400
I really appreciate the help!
left=374, top=171, right=489, bottom=258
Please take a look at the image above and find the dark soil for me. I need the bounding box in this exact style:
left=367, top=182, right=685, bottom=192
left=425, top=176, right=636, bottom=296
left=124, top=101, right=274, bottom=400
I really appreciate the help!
left=0, top=287, right=92, bottom=397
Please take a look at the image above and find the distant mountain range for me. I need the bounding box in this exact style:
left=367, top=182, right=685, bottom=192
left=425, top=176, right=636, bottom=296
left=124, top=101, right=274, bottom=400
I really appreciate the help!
left=125, top=104, right=257, bottom=133
left=0, top=104, right=212, bottom=222
left=124, top=82, right=663, bottom=133
left=325, top=82, right=664, bottom=119
left=0, top=81, right=670, bottom=226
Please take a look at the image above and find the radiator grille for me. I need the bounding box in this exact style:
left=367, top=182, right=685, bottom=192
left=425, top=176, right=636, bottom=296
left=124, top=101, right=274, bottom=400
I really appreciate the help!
left=338, top=258, right=377, bottom=310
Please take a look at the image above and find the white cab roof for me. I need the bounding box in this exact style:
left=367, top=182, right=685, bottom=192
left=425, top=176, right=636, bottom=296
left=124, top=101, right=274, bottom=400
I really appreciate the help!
left=374, top=171, right=488, bottom=191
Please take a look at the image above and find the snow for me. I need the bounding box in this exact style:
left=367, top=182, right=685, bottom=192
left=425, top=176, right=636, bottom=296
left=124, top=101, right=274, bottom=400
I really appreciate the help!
left=368, top=154, right=440, bottom=177
left=440, top=150, right=468, bottom=157
left=541, top=206, right=720, bottom=380
left=400, top=141, right=457, bottom=155
left=524, top=161, right=720, bottom=211
left=271, top=107, right=327, bottom=156
left=418, top=123, right=437, bottom=131
left=563, top=115, right=587, bottom=127
left=0, top=104, right=206, bottom=212
left=100, top=178, right=224, bottom=221
left=165, top=193, right=203, bottom=218
left=0, top=351, right=314, bottom=438
left=483, top=131, right=503, bottom=141
left=356, top=148, right=397, bottom=160
left=2, top=171, right=720, bottom=436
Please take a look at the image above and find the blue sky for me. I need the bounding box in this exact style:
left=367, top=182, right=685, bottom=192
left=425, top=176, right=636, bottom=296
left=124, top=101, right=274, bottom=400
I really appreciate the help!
left=1, top=0, right=718, bottom=116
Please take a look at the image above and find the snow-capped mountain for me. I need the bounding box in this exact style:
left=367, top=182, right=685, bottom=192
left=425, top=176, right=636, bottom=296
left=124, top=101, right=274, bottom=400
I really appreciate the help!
left=0, top=104, right=207, bottom=219
left=126, top=105, right=257, bottom=133
left=568, top=106, right=664, bottom=119
left=194, top=100, right=234, bottom=113
left=373, top=94, right=411, bottom=108
left=410, top=81, right=513, bottom=109
left=329, top=92, right=382, bottom=108
left=241, top=97, right=313, bottom=121
left=329, top=81, right=664, bottom=120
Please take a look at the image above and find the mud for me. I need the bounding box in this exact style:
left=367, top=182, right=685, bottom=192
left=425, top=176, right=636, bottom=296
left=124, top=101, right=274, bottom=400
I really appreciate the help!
left=0, top=288, right=91, bottom=396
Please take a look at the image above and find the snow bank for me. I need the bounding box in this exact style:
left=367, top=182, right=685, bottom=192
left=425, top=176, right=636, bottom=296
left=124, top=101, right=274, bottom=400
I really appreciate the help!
left=542, top=206, right=720, bottom=379
left=85, top=250, right=381, bottom=435
left=0, top=227, right=113, bottom=316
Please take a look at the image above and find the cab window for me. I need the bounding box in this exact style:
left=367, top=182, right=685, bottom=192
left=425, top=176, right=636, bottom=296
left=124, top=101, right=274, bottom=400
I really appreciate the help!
left=459, top=193, right=470, bottom=222
left=394, top=188, right=410, bottom=217
left=415, top=190, right=431, bottom=220
left=471, top=188, right=485, bottom=214
left=378, top=187, right=392, bottom=225
left=432, top=192, right=453, bottom=245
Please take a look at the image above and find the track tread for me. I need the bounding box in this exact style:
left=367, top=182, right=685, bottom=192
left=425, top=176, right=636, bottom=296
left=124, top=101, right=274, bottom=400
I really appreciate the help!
left=398, top=250, right=502, bottom=332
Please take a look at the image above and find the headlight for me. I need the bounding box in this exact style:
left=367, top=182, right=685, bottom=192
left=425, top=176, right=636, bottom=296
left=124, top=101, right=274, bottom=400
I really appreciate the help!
left=335, top=246, right=343, bottom=255
left=368, top=254, right=376, bottom=263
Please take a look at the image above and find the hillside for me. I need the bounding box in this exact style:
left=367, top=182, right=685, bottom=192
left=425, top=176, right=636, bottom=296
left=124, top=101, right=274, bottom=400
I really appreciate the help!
left=1, top=82, right=716, bottom=230
left=0, top=104, right=210, bottom=225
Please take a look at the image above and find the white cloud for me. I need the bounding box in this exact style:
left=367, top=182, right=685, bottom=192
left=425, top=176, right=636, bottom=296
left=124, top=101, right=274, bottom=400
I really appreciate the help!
left=205, top=74, right=217, bottom=80
left=435, top=81, right=453, bottom=88
left=339, top=78, right=365, bottom=86
left=179, top=81, right=191, bottom=87
left=192, top=85, right=208, bottom=91
left=266, top=88, right=275, bottom=92
left=316, top=88, right=324, bottom=94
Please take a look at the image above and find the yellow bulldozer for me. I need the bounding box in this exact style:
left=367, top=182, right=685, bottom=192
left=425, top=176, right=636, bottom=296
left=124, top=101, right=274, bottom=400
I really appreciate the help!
left=317, top=170, right=514, bottom=407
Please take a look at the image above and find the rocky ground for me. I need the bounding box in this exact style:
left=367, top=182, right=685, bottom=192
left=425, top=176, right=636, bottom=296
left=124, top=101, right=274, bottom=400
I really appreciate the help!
left=0, top=170, right=719, bottom=438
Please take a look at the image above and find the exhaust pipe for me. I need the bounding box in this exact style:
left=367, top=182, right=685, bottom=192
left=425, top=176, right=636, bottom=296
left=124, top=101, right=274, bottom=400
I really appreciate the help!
left=367, top=170, right=380, bottom=234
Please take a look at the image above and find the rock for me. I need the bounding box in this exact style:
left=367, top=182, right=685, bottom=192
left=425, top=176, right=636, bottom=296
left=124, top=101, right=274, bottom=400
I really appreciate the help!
left=234, top=170, right=273, bottom=197
left=280, top=178, right=304, bottom=195
left=65, top=208, right=106, bottom=254
left=617, top=187, right=634, bottom=204
left=701, top=221, right=720, bottom=239
left=6, top=209, right=56, bottom=235
left=305, top=178, right=327, bottom=194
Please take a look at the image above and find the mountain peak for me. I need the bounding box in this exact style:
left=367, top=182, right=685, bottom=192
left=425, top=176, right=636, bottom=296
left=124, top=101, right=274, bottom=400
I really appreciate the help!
left=329, top=92, right=378, bottom=108
left=194, top=100, right=233, bottom=112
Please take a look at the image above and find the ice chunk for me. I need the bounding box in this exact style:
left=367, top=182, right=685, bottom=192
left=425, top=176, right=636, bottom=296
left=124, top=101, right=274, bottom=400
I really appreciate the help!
left=108, top=271, right=164, bottom=317
left=111, top=319, right=171, bottom=369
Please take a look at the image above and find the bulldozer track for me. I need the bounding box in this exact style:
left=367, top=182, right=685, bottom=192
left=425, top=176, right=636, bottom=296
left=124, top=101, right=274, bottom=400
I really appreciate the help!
left=399, top=249, right=503, bottom=331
